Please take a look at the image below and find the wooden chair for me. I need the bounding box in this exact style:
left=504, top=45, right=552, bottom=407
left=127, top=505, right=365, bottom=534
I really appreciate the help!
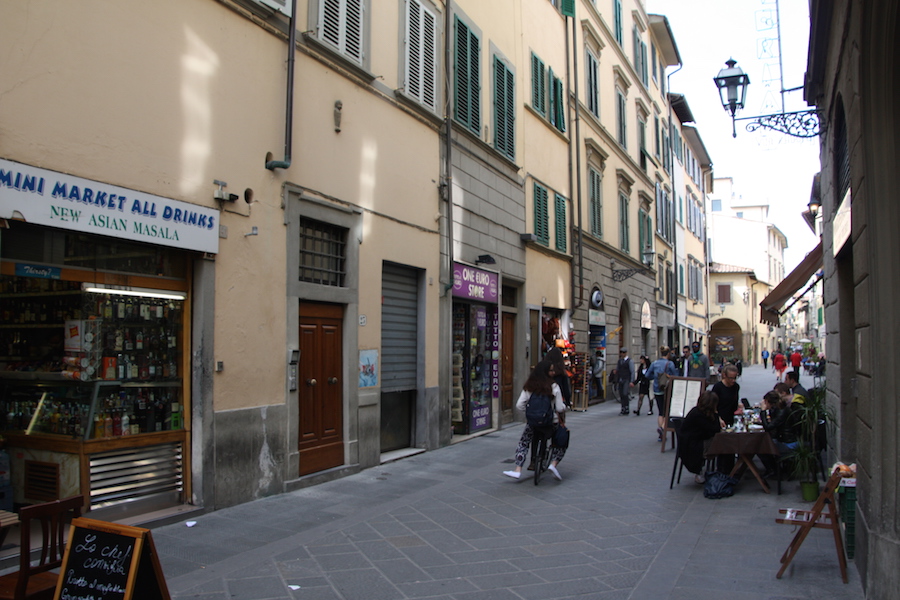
left=775, top=469, right=847, bottom=583
left=0, top=496, right=84, bottom=600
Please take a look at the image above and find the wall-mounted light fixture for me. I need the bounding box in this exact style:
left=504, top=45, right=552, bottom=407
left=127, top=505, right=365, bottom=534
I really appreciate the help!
left=213, top=179, right=239, bottom=202
left=82, top=283, right=186, bottom=301
left=713, top=58, right=819, bottom=138
left=475, top=254, right=496, bottom=265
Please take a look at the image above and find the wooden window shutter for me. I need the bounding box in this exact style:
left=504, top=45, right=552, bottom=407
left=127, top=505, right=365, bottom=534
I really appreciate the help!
left=454, top=17, right=480, bottom=132
left=589, top=168, right=602, bottom=236
left=320, top=0, right=364, bottom=65
left=560, top=0, right=575, bottom=17
left=555, top=194, right=567, bottom=252
left=532, top=53, right=546, bottom=115
left=406, top=0, right=437, bottom=111
left=534, top=183, right=549, bottom=245
left=494, top=57, right=515, bottom=159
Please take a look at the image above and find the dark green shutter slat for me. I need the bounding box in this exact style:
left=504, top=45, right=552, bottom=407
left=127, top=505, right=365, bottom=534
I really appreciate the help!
left=555, top=194, right=567, bottom=252
left=561, top=0, right=575, bottom=17
left=534, top=183, right=549, bottom=245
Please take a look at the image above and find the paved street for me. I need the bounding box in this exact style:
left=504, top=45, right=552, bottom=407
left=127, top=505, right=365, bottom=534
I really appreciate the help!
left=152, top=364, right=863, bottom=599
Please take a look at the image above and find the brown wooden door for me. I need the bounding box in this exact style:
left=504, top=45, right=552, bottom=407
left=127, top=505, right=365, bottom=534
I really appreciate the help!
left=298, top=302, right=344, bottom=476
left=501, top=312, right=515, bottom=412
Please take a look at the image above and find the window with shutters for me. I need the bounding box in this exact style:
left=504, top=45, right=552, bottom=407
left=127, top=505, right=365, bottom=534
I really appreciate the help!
left=638, top=208, right=652, bottom=264
left=613, top=0, right=623, bottom=46
left=554, top=193, right=567, bottom=252
left=534, top=183, right=549, bottom=246
left=317, top=0, right=365, bottom=66
left=549, top=70, right=565, bottom=133
left=618, top=192, right=629, bottom=252
left=717, top=283, right=732, bottom=304
left=454, top=16, right=480, bottom=134
left=616, top=89, right=627, bottom=148
left=589, top=167, right=602, bottom=238
left=531, top=52, right=546, bottom=116
left=404, top=0, right=438, bottom=112
left=493, top=56, right=515, bottom=160
left=586, top=50, right=599, bottom=118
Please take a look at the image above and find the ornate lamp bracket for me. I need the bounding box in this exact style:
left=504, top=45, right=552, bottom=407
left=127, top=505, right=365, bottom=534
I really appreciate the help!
left=736, top=109, right=821, bottom=138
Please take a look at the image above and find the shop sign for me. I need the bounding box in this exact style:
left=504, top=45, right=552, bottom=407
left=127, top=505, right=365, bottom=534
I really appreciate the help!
left=833, top=188, right=851, bottom=255
left=588, top=309, right=606, bottom=326
left=0, top=158, right=219, bottom=253
left=640, top=300, right=652, bottom=329
left=452, top=262, right=498, bottom=303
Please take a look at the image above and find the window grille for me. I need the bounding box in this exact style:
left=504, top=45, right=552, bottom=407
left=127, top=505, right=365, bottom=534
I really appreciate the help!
left=299, top=218, right=347, bottom=287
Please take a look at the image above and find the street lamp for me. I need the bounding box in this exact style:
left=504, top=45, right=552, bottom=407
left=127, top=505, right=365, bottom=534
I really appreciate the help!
left=714, top=58, right=750, bottom=134
left=712, top=58, right=820, bottom=138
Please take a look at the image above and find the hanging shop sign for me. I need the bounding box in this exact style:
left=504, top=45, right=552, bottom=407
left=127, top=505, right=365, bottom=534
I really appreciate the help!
left=589, top=309, right=606, bottom=326
left=452, top=262, right=499, bottom=303
left=640, top=300, right=652, bottom=329
left=0, top=158, right=219, bottom=254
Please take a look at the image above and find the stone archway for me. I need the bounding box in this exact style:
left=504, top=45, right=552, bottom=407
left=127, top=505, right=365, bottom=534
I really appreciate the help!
left=617, top=296, right=632, bottom=352
left=709, top=318, right=744, bottom=364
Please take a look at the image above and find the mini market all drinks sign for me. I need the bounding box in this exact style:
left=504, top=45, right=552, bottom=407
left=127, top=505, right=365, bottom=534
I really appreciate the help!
left=452, top=263, right=498, bottom=303
left=0, top=158, right=219, bottom=254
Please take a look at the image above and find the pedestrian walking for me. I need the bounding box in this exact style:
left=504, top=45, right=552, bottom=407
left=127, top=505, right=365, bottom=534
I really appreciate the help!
left=761, top=348, right=770, bottom=369
left=686, top=341, right=710, bottom=381
left=591, top=350, right=605, bottom=400
left=773, top=351, right=787, bottom=382
left=616, top=348, right=634, bottom=415
left=633, top=355, right=652, bottom=416
left=646, top=346, right=678, bottom=441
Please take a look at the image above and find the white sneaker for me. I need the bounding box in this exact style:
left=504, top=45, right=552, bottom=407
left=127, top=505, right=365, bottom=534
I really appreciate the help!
left=503, top=470, right=521, bottom=479
left=548, top=465, right=562, bottom=481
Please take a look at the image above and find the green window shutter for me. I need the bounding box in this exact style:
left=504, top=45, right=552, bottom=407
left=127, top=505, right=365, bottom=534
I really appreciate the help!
left=560, top=0, right=575, bottom=17
left=589, top=168, right=602, bottom=237
left=454, top=17, right=480, bottom=133
left=638, top=210, right=646, bottom=260
left=531, top=53, right=546, bottom=115
left=552, top=76, right=566, bottom=132
left=619, top=193, right=629, bottom=252
left=614, top=0, right=623, bottom=45
left=555, top=194, right=567, bottom=252
left=493, top=57, right=515, bottom=160
left=534, top=183, right=549, bottom=245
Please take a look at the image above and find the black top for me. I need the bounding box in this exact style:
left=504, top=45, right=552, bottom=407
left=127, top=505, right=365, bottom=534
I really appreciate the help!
left=711, top=380, right=740, bottom=426
left=553, top=373, right=572, bottom=407
left=677, top=406, right=721, bottom=474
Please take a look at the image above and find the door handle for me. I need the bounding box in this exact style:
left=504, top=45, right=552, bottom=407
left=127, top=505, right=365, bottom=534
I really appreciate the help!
left=307, top=378, right=317, bottom=387
left=328, top=377, right=338, bottom=385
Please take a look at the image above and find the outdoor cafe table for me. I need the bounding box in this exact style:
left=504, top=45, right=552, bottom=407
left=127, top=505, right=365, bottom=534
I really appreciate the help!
left=707, top=430, right=780, bottom=494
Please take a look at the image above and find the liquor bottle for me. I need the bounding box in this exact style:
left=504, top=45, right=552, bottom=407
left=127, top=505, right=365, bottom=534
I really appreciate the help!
left=112, top=410, right=122, bottom=436
left=136, top=330, right=144, bottom=350
left=121, top=410, right=130, bottom=436
left=170, top=398, right=182, bottom=430
left=104, top=411, right=113, bottom=438
left=93, top=412, right=103, bottom=438
left=130, top=355, right=139, bottom=380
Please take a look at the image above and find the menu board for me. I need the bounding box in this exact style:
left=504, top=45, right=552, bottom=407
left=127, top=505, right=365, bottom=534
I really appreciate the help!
left=666, top=376, right=706, bottom=418
left=54, top=518, right=170, bottom=600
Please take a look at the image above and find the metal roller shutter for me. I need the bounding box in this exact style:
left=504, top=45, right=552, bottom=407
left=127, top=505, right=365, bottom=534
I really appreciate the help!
left=381, top=263, right=418, bottom=392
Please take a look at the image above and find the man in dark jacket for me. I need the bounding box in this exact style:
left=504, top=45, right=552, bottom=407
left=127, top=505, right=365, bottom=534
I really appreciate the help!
left=711, top=364, right=740, bottom=473
left=785, top=370, right=810, bottom=402
left=616, top=348, right=634, bottom=415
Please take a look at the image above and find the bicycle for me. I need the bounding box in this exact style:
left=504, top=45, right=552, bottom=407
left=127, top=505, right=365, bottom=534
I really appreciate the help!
left=530, top=425, right=553, bottom=485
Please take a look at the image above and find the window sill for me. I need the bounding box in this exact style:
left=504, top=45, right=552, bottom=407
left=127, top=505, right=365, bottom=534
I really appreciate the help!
left=302, top=33, right=377, bottom=83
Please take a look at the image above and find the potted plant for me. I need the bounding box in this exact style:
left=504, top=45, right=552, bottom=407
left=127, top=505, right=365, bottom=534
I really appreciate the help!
left=789, top=386, right=835, bottom=501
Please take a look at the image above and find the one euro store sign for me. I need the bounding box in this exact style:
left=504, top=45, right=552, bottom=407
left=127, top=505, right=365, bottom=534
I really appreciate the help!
left=452, top=262, right=498, bottom=303
left=0, top=158, right=219, bottom=254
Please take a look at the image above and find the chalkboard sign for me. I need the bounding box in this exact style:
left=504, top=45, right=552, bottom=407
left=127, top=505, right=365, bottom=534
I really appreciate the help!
left=54, top=518, right=170, bottom=600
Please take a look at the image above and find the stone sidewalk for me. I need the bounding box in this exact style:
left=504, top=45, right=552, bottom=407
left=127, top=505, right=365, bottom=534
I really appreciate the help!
left=152, top=364, right=863, bottom=599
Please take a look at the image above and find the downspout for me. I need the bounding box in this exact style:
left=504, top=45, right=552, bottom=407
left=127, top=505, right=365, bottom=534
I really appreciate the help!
left=442, top=0, right=454, bottom=292
left=265, top=0, right=298, bottom=171
left=666, top=63, right=682, bottom=347
left=565, top=15, right=584, bottom=313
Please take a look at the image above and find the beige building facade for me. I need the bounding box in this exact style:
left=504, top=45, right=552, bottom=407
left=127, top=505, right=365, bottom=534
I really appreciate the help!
left=0, top=0, right=712, bottom=529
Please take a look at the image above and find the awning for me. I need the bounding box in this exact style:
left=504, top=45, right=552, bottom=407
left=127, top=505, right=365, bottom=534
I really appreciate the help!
left=759, top=241, right=823, bottom=325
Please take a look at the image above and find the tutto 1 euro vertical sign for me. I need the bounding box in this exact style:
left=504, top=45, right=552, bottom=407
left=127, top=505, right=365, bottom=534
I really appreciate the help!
left=452, top=263, right=499, bottom=303
left=0, top=158, right=219, bottom=254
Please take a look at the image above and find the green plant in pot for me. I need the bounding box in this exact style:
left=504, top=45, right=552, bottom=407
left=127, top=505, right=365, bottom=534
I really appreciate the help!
left=788, top=386, right=835, bottom=501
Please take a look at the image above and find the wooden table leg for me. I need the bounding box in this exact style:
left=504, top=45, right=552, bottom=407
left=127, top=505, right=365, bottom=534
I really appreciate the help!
left=730, top=454, right=770, bottom=493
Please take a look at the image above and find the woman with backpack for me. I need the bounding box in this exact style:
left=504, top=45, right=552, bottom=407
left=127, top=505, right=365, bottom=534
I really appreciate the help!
left=503, top=358, right=567, bottom=481
left=646, top=345, right=678, bottom=442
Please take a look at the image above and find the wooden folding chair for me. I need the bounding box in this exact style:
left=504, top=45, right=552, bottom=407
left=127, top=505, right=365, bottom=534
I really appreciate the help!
left=0, top=496, right=84, bottom=600
left=775, top=469, right=847, bottom=583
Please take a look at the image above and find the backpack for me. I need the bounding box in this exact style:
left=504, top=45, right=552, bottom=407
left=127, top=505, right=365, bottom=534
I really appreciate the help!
left=525, top=392, right=554, bottom=428
left=657, top=371, right=670, bottom=389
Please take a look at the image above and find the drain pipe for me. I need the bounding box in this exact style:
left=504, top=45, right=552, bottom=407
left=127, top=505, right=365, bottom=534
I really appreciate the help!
left=567, top=15, right=584, bottom=311
left=266, top=0, right=298, bottom=171
left=441, top=0, right=455, bottom=292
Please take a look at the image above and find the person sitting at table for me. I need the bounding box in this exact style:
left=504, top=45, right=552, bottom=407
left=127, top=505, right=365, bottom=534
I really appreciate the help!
left=677, top=391, right=724, bottom=484
left=758, top=390, right=799, bottom=477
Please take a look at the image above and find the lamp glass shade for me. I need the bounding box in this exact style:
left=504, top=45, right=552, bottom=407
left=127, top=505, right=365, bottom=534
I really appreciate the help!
left=713, top=59, right=750, bottom=117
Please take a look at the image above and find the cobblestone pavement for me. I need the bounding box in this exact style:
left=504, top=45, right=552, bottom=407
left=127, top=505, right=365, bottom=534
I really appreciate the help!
left=153, top=364, right=863, bottom=599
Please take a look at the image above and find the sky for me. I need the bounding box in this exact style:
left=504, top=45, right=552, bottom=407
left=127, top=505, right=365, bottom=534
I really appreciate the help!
left=646, top=0, right=820, bottom=272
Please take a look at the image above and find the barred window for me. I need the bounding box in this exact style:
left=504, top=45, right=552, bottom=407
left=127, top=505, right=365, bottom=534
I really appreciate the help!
left=299, top=217, right=347, bottom=286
